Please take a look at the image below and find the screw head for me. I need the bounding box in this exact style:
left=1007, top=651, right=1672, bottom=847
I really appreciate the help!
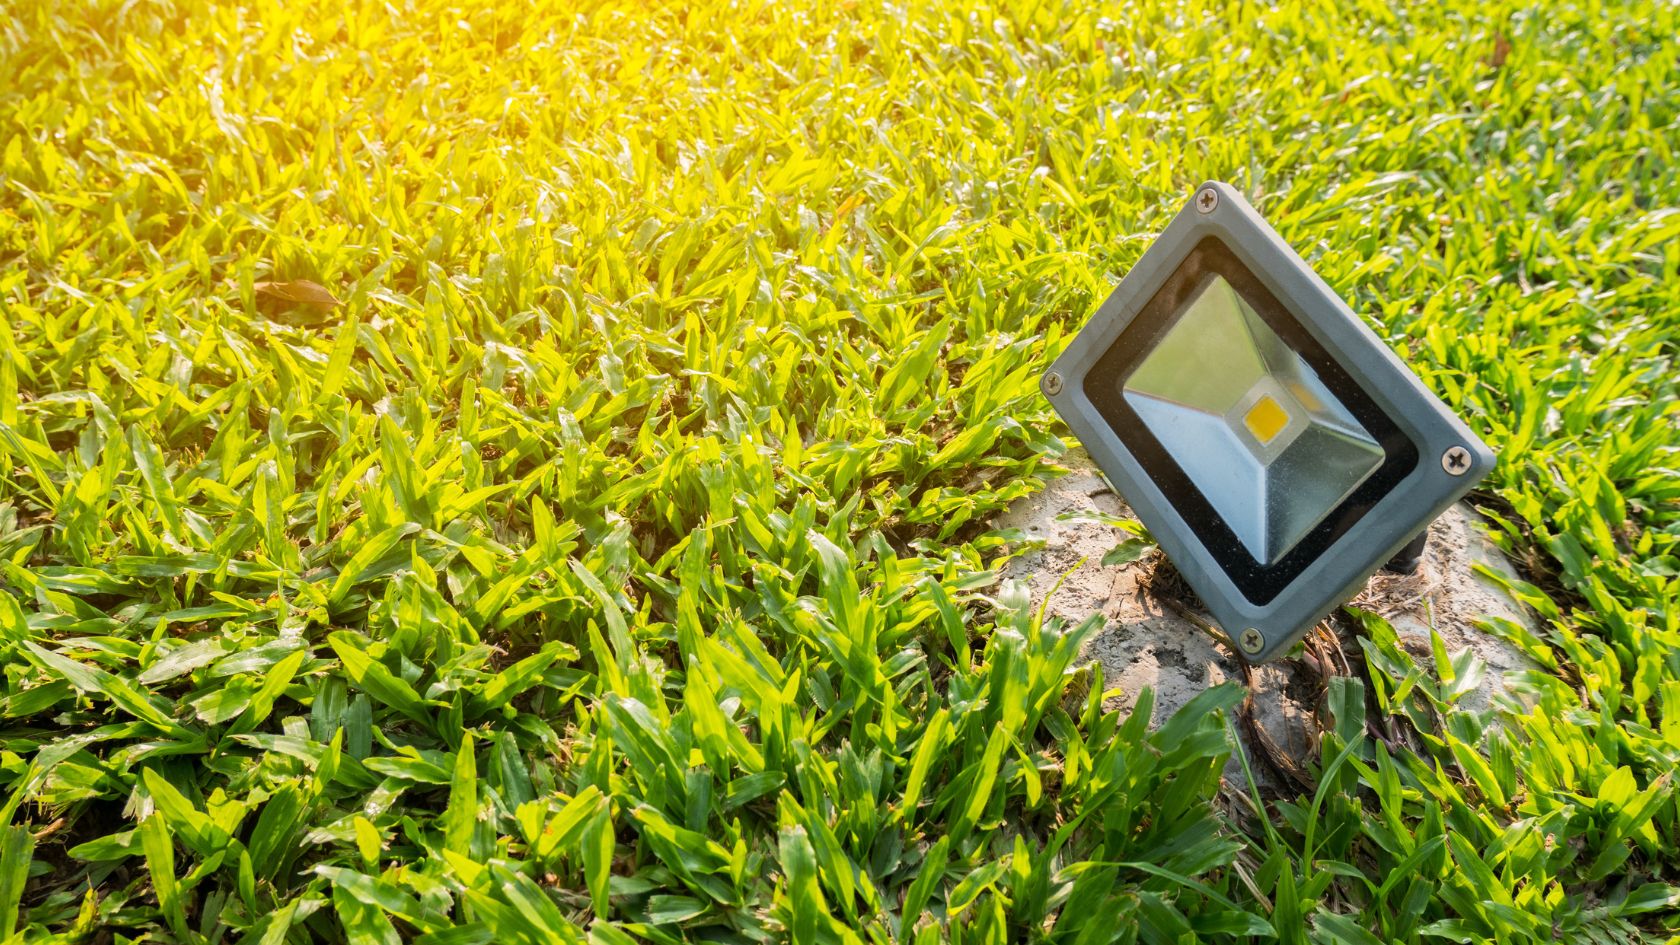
left=1441, top=445, right=1472, bottom=476
left=1238, top=627, right=1264, bottom=654
left=1196, top=188, right=1219, bottom=213
left=1043, top=371, right=1063, bottom=395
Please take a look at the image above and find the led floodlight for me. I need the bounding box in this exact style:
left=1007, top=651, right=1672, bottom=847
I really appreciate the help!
left=1042, top=182, right=1493, bottom=662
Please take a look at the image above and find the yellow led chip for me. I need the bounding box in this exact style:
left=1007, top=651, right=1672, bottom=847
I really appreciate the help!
left=1243, top=395, right=1290, bottom=444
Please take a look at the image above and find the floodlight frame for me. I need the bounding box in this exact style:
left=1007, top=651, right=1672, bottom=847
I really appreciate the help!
left=1042, top=181, right=1494, bottom=662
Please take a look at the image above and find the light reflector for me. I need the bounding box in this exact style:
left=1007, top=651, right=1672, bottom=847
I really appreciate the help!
left=1122, top=274, right=1383, bottom=563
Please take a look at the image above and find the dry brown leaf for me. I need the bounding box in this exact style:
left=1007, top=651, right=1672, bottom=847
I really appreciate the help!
left=827, top=192, right=867, bottom=237
left=833, top=192, right=866, bottom=218
left=1487, top=32, right=1512, bottom=69
left=253, top=279, right=341, bottom=308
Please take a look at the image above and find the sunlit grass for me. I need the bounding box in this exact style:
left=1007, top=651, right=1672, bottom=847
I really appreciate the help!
left=0, top=0, right=1677, bottom=941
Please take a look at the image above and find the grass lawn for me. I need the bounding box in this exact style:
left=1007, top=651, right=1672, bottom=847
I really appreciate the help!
left=2, top=0, right=1679, bottom=941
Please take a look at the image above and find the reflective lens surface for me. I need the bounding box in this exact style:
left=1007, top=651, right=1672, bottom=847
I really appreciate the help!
left=1123, top=276, right=1384, bottom=563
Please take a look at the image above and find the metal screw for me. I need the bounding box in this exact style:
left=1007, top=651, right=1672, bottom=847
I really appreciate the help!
left=1441, top=445, right=1472, bottom=476
left=1238, top=627, right=1264, bottom=654
left=1196, top=188, right=1219, bottom=213
left=1043, top=371, right=1063, bottom=395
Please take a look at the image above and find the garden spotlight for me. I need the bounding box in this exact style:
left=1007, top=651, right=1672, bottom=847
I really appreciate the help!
left=1041, top=182, right=1493, bottom=662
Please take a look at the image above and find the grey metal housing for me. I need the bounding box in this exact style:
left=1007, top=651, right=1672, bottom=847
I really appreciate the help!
left=1041, top=181, right=1494, bottom=662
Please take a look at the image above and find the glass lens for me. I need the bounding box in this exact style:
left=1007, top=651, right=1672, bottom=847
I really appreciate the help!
left=1123, top=276, right=1384, bottom=563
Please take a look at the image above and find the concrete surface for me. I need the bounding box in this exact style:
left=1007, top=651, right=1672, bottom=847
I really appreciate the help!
left=994, top=449, right=1543, bottom=788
